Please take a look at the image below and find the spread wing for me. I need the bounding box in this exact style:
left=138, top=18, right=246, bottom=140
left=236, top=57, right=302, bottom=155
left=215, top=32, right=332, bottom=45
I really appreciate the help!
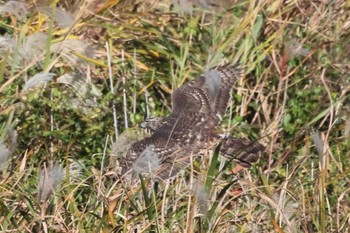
left=139, top=64, right=244, bottom=134
left=165, top=80, right=218, bottom=142
left=205, top=64, right=244, bottom=120
left=156, top=64, right=244, bottom=138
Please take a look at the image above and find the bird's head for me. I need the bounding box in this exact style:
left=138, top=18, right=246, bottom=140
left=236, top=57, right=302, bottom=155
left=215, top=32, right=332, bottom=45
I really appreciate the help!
left=139, top=117, right=165, bottom=133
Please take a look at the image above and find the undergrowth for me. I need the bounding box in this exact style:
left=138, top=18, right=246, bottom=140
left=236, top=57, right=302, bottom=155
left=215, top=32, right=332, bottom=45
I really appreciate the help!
left=0, top=0, right=349, bottom=232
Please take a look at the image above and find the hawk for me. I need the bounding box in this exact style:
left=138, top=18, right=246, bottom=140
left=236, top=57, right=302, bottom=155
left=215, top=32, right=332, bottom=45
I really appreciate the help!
left=120, top=64, right=264, bottom=181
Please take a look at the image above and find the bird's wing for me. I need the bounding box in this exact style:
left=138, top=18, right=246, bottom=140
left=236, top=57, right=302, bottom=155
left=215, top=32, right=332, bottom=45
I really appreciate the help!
left=170, top=79, right=216, bottom=132
left=204, top=64, right=244, bottom=120
left=120, top=133, right=194, bottom=180
left=121, top=63, right=247, bottom=181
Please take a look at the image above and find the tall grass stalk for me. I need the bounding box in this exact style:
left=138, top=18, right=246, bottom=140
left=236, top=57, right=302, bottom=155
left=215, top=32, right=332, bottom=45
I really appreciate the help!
left=122, top=49, right=128, bottom=129
left=106, top=40, right=119, bottom=140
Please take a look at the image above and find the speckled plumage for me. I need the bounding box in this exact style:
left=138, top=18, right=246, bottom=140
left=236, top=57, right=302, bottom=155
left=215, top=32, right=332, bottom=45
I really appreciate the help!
left=120, top=64, right=264, bottom=181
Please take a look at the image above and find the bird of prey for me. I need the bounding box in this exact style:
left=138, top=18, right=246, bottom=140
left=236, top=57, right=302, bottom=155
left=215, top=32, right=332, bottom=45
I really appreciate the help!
left=120, top=64, right=264, bottom=181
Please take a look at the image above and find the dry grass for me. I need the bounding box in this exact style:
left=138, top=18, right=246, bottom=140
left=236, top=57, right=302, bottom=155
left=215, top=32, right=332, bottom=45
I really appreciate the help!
left=0, top=0, right=349, bottom=232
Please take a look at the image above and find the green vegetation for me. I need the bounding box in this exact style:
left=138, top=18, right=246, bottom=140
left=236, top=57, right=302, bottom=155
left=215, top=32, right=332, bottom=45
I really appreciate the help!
left=0, top=0, right=349, bottom=232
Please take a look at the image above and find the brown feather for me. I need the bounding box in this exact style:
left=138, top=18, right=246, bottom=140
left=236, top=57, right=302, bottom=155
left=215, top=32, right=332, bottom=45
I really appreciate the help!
left=120, top=64, right=263, bottom=181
